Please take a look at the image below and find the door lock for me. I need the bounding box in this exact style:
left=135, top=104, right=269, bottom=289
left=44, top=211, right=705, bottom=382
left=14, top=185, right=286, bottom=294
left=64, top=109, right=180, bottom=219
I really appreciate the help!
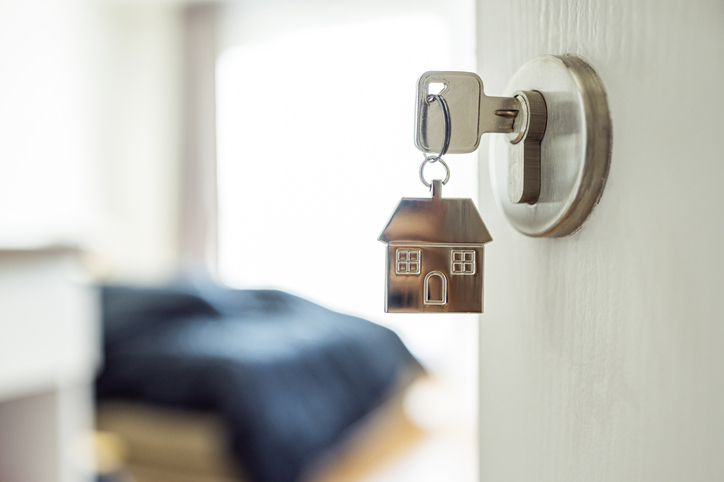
left=415, top=71, right=546, bottom=205
left=414, top=56, right=611, bottom=237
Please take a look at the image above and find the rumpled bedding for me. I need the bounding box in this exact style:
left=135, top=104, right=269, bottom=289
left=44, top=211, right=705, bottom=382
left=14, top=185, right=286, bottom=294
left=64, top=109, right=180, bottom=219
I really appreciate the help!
left=96, top=284, right=421, bottom=482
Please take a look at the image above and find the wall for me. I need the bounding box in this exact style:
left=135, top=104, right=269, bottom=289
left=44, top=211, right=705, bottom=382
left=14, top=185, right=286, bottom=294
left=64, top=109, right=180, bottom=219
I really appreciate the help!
left=476, top=1, right=724, bottom=481
left=0, top=0, right=96, bottom=245
left=88, top=2, right=185, bottom=281
left=0, top=0, right=186, bottom=281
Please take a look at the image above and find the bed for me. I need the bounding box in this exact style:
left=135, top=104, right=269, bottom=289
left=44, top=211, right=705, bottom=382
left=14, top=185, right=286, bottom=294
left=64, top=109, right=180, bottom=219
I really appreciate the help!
left=95, top=284, right=422, bottom=482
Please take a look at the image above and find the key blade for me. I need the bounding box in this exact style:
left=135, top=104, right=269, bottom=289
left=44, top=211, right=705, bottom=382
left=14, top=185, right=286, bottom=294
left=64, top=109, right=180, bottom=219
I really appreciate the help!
left=480, top=95, right=519, bottom=134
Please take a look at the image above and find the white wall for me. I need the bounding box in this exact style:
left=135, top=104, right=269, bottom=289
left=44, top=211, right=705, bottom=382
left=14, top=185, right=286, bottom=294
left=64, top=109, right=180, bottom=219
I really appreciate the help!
left=0, top=0, right=96, bottom=244
left=476, top=1, right=724, bottom=481
left=87, top=2, right=185, bottom=281
left=0, top=0, right=186, bottom=281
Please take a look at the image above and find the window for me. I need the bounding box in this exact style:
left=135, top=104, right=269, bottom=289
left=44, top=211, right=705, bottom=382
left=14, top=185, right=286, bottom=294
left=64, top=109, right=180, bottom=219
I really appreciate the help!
left=396, top=248, right=421, bottom=275
left=216, top=3, right=478, bottom=476
left=216, top=5, right=477, bottom=321
left=451, top=250, right=475, bottom=275
left=215, top=0, right=478, bottom=428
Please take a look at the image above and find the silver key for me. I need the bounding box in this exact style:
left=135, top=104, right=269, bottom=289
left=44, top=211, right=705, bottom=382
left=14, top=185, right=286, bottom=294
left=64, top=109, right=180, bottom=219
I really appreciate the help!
left=414, top=71, right=520, bottom=154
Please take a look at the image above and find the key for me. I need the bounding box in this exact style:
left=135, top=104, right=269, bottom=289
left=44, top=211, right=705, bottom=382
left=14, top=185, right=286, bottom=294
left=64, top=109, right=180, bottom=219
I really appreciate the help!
left=414, top=71, right=520, bottom=154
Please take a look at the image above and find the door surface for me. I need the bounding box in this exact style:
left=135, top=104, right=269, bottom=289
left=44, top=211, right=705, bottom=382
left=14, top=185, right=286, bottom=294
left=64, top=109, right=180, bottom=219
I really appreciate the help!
left=476, top=1, right=724, bottom=481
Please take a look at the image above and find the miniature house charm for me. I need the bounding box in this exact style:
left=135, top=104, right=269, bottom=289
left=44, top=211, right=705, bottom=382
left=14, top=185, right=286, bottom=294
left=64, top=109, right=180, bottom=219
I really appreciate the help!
left=378, top=180, right=492, bottom=313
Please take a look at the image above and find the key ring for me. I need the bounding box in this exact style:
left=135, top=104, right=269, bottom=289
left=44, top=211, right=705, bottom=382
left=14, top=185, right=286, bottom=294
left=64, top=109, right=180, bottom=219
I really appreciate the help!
left=425, top=93, right=451, bottom=159
left=420, top=156, right=450, bottom=187
left=419, top=93, right=452, bottom=187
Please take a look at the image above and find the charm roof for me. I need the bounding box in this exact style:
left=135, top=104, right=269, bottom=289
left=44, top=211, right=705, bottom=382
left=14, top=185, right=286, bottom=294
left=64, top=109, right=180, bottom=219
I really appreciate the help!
left=378, top=194, right=492, bottom=245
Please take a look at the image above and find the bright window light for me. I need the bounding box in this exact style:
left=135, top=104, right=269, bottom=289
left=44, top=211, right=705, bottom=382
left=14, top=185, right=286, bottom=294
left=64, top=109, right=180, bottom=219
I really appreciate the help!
left=216, top=3, right=477, bottom=370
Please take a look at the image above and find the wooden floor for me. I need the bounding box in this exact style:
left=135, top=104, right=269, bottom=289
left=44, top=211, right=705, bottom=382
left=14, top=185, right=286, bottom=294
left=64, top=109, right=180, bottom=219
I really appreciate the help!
left=308, top=376, right=477, bottom=482
left=96, top=375, right=477, bottom=482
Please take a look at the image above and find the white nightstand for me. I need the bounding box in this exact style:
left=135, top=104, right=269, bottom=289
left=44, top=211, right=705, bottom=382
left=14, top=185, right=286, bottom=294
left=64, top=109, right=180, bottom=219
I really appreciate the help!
left=0, top=245, right=100, bottom=482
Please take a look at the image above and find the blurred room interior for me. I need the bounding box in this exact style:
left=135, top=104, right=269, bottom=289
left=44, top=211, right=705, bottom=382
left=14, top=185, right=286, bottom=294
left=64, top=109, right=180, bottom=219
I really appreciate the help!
left=0, top=0, right=479, bottom=481
left=3, top=1, right=724, bottom=481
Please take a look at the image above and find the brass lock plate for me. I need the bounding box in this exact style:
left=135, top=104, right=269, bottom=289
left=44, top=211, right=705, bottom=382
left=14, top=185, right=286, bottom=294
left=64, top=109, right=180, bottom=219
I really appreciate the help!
left=490, top=55, right=612, bottom=237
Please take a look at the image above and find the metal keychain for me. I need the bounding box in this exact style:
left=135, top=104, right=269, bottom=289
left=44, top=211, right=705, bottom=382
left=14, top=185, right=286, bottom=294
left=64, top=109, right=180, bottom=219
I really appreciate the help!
left=378, top=94, right=492, bottom=313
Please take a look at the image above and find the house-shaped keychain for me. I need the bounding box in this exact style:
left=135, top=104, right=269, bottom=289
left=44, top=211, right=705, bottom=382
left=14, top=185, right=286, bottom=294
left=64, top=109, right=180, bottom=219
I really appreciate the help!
left=378, top=180, right=492, bottom=313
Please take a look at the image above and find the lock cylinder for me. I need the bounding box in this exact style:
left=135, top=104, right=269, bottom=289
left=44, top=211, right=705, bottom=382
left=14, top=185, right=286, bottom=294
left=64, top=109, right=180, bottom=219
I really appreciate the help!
left=507, top=90, right=547, bottom=205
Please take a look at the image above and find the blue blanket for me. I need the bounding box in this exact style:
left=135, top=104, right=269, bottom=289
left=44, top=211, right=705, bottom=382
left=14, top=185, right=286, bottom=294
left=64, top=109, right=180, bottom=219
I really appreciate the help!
left=96, top=284, right=421, bottom=482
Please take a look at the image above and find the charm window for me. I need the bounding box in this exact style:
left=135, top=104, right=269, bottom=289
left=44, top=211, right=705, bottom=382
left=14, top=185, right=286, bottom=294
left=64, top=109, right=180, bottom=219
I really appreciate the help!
left=396, top=249, right=421, bottom=275
left=451, top=250, right=476, bottom=275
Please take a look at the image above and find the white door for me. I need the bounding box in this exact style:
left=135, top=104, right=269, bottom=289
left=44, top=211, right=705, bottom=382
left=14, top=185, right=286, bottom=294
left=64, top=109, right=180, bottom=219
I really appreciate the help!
left=476, top=2, right=724, bottom=481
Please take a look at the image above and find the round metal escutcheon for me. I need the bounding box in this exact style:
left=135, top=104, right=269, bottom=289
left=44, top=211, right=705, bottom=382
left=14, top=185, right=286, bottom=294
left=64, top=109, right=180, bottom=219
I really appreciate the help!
left=490, top=54, right=612, bottom=237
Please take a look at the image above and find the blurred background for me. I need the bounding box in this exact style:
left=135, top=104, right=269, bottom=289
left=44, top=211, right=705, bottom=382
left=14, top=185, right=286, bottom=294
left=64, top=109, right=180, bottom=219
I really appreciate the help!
left=0, top=0, right=480, bottom=481
left=3, top=1, right=724, bottom=482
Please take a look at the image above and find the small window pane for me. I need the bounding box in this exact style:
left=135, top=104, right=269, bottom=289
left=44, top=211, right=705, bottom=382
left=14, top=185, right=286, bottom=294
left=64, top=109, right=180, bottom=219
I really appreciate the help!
left=451, top=250, right=475, bottom=275
left=396, top=249, right=421, bottom=275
